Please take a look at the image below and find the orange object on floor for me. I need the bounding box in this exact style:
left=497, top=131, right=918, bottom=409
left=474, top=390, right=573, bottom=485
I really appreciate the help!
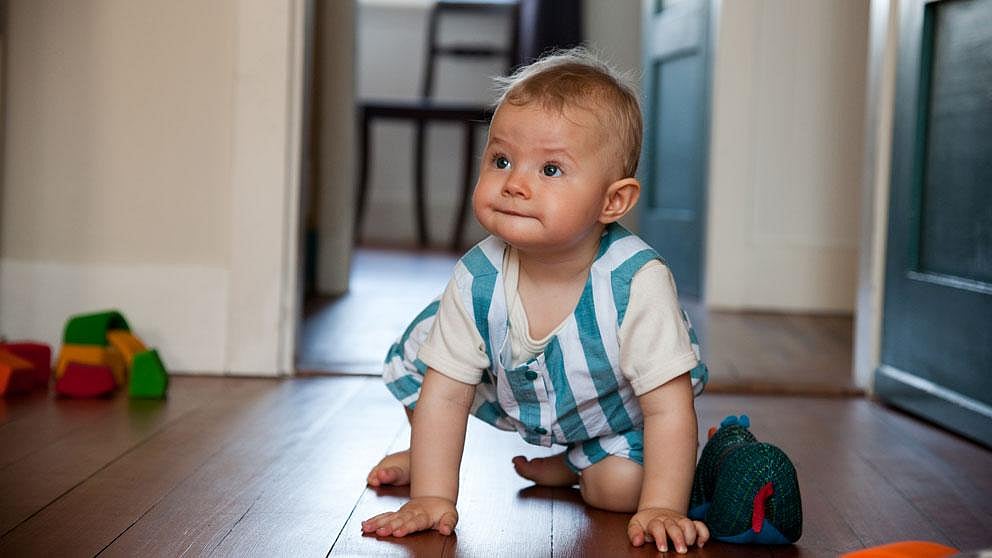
left=0, top=350, right=37, bottom=395
left=0, top=342, right=52, bottom=390
left=106, top=330, right=147, bottom=364
left=842, top=541, right=959, bottom=558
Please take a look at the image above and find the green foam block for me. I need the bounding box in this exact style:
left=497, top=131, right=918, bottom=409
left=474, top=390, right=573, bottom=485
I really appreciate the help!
left=63, top=310, right=131, bottom=345
left=130, top=349, right=168, bottom=399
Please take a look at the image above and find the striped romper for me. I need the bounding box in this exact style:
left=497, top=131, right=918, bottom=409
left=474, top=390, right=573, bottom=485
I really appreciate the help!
left=383, top=223, right=708, bottom=472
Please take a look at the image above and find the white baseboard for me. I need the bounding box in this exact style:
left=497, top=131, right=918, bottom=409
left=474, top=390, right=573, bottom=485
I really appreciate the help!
left=0, top=259, right=229, bottom=373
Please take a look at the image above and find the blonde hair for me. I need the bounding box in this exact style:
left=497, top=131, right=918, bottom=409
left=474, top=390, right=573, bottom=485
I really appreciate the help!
left=493, top=47, right=643, bottom=179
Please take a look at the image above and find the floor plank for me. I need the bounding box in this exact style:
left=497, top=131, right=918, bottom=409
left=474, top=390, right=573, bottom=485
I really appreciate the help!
left=0, top=376, right=249, bottom=538
left=204, top=378, right=406, bottom=556
left=93, top=376, right=374, bottom=557
left=0, top=389, right=54, bottom=427
left=0, top=377, right=281, bottom=556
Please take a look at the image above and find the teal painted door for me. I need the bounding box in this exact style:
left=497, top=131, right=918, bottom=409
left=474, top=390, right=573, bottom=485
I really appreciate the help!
left=877, top=0, right=992, bottom=447
left=639, top=0, right=713, bottom=297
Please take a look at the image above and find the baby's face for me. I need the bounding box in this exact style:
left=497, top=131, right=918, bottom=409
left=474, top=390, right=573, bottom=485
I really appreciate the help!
left=473, top=102, right=617, bottom=254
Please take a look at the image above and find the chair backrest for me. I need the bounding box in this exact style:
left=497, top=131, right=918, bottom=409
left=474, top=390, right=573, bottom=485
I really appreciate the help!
left=421, top=1, right=521, bottom=100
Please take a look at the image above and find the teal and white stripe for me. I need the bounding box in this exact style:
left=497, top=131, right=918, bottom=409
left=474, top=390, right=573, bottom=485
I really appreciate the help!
left=382, top=300, right=440, bottom=408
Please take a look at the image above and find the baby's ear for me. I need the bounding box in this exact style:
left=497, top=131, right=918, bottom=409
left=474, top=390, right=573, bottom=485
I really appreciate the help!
left=599, top=178, right=640, bottom=224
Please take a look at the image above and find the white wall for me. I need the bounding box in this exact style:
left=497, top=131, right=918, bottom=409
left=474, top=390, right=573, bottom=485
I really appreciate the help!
left=354, top=0, right=643, bottom=247
left=1, top=0, right=304, bottom=375
left=705, top=0, right=869, bottom=312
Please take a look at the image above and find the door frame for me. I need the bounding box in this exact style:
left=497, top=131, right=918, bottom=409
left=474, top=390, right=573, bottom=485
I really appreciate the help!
left=226, top=0, right=308, bottom=376
left=854, top=0, right=899, bottom=391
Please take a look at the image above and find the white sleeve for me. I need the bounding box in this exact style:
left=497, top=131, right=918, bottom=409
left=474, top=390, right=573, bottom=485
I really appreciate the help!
left=417, top=276, right=490, bottom=384
left=618, top=260, right=699, bottom=396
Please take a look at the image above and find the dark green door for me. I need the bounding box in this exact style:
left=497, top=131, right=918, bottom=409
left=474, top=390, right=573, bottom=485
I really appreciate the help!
left=877, top=0, right=992, bottom=447
left=639, top=0, right=713, bottom=298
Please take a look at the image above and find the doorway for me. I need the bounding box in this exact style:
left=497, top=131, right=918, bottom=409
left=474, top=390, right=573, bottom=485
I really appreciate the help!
left=296, top=1, right=869, bottom=398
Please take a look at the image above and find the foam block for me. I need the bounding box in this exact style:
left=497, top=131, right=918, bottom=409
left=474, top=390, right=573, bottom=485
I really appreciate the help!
left=130, top=349, right=168, bottom=399
left=107, top=330, right=147, bottom=365
left=55, top=362, right=116, bottom=398
left=0, top=350, right=36, bottom=396
left=63, top=310, right=130, bottom=346
left=55, top=344, right=126, bottom=387
left=0, top=342, right=52, bottom=389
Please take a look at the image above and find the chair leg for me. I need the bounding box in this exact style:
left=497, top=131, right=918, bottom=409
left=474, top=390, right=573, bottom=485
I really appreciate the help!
left=414, top=119, right=429, bottom=247
left=452, top=121, right=476, bottom=252
left=354, top=108, right=371, bottom=242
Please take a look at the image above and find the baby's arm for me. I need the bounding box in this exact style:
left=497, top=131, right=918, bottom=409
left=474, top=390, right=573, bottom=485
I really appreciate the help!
left=627, top=373, right=710, bottom=553
left=362, top=368, right=474, bottom=537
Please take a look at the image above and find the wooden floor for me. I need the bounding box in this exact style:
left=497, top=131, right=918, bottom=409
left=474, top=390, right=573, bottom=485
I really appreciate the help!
left=2, top=376, right=989, bottom=557
left=300, top=248, right=858, bottom=394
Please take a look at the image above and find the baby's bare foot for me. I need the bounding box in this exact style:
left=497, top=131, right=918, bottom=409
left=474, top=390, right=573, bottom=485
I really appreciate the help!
left=367, top=450, right=411, bottom=487
left=512, top=453, right=579, bottom=487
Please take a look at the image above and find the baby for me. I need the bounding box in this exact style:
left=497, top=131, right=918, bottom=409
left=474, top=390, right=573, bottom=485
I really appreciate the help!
left=361, top=48, right=710, bottom=553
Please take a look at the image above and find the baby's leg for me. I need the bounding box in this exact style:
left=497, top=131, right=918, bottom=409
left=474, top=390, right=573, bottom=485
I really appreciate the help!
left=367, top=406, right=414, bottom=487
left=512, top=453, right=579, bottom=487
left=578, top=455, right=643, bottom=512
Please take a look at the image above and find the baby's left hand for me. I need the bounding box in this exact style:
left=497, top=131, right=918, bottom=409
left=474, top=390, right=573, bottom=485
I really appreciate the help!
left=627, top=507, right=709, bottom=553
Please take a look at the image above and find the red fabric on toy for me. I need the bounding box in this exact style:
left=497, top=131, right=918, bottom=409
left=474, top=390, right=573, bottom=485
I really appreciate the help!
left=56, top=362, right=116, bottom=398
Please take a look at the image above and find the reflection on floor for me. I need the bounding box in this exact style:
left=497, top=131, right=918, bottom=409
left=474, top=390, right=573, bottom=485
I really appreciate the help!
left=300, top=248, right=857, bottom=394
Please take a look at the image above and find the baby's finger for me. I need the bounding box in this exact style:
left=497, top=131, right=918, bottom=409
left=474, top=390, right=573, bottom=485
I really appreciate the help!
left=361, top=511, right=395, bottom=532
left=394, top=512, right=431, bottom=537
left=677, top=517, right=698, bottom=547
left=665, top=520, right=688, bottom=554
left=694, top=520, right=710, bottom=547
left=384, top=512, right=417, bottom=534
left=436, top=511, right=458, bottom=535
left=626, top=520, right=646, bottom=547
left=646, top=518, right=671, bottom=552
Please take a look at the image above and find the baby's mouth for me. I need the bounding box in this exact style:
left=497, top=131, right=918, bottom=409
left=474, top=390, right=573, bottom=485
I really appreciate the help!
left=494, top=207, right=531, bottom=218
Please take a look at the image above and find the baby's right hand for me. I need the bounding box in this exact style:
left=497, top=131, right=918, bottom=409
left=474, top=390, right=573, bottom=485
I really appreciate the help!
left=361, top=496, right=459, bottom=537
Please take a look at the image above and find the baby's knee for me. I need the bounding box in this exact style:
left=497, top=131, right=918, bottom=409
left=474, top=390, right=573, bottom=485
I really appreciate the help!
left=578, top=455, right=642, bottom=513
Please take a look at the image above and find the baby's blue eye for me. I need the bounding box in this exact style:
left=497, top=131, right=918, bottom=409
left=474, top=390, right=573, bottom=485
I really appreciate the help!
left=494, top=156, right=510, bottom=170
left=543, top=164, right=561, bottom=177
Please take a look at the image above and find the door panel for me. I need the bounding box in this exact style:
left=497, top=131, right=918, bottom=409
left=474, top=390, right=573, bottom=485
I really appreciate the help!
left=877, top=0, right=992, bottom=447
left=640, top=0, right=713, bottom=297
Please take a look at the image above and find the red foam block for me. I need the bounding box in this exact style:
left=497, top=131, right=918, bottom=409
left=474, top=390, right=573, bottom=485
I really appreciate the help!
left=0, top=342, right=52, bottom=390
left=55, top=362, right=116, bottom=398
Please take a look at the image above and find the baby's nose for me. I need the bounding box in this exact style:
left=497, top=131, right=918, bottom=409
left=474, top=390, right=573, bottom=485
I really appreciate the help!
left=502, top=173, right=531, bottom=198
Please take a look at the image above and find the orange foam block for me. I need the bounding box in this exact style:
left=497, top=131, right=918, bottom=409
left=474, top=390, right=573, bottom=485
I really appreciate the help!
left=842, top=541, right=959, bottom=558
left=55, top=362, right=116, bottom=398
left=0, top=350, right=36, bottom=396
left=106, top=330, right=147, bottom=365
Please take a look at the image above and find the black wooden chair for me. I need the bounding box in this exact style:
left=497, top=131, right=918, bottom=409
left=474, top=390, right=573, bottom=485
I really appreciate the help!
left=355, top=1, right=521, bottom=251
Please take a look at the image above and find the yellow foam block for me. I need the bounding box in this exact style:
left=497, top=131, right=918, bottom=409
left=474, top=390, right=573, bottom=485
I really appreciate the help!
left=107, top=330, right=147, bottom=364
left=55, top=344, right=126, bottom=386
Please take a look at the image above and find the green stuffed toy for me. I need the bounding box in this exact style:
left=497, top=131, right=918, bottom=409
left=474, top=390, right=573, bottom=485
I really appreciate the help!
left=689, top=415, right=803, bottom=544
